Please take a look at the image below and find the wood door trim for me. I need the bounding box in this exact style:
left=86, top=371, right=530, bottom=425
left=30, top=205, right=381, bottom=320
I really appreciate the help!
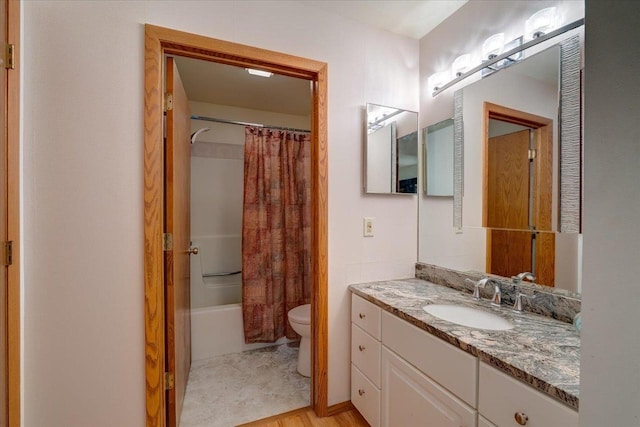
left=482, top=102, right=553, bottom=228
left=6, top=0, right=20, bottom=425
left=144, top=24, right=329, bottom=426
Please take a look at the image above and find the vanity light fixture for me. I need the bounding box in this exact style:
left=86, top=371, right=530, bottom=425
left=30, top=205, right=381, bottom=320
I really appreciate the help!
left=430, top=15, right=584, bottom=97
left=452, top=54, right=472, bottom=77
left=525, top=7, right=558, bottom=40
left=245, top=68, right=273, bottom=78
left=428, top=71, right=451, bottom=93
left=482, top=33, right=505, bottom=60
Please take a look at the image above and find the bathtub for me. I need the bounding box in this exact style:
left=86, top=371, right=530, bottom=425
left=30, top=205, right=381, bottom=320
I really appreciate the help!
left=191, top=303, right=290, bottom=361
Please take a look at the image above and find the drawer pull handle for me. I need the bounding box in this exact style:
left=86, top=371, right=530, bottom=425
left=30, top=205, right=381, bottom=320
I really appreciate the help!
left=358, top=389, right=365, bottom=396
left=358, top=345, right=365, bottom=352
left=359, top=313, right=366, bottom=319
left=514, top=412, right=528, bottom=425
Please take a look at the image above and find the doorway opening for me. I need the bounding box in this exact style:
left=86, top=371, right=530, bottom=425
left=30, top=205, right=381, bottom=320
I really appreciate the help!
left=175, top=53, right=313, bottom=425
left=144, top=25, right=328, bottom=427
left=483, top=102, right=555, bottom=286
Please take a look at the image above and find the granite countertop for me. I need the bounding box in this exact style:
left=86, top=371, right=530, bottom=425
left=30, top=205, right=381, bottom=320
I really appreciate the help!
left=350, top=278, right=580, bottom=410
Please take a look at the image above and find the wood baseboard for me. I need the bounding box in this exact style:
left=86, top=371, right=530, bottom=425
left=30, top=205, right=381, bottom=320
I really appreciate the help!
left=327, top=400, right=355, bottom=416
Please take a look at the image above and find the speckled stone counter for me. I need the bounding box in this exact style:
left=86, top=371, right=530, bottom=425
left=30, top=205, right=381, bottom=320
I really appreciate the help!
left=350, top=278, right=580, bottom=410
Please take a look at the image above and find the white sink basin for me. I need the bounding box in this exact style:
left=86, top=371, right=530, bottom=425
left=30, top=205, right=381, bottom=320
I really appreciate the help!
left=423, top=304, right=514, bottom=330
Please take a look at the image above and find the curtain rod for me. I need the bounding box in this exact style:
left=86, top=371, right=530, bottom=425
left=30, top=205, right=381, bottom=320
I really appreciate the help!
left=191, top=115, right=310, bottom=133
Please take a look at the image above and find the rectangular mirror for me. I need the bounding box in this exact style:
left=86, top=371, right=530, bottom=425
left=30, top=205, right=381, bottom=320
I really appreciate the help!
left=424, top=118, right=454, bottom=197
left=420, top=36, right=583, bottom=293
left=364, top=103, right=418, bottom=194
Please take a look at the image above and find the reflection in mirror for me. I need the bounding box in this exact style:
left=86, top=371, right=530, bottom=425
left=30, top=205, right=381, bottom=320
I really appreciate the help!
left=460, top=44, right=581, bottom=291
left=462, top=46, right=560, bottom=231
left=424, top=119, right=454, bottom=197
left=484, top=105, right=556, bottom=285
left=420, top=37, right=583, bottom=294
left=365, top=103, right=418, bottom=194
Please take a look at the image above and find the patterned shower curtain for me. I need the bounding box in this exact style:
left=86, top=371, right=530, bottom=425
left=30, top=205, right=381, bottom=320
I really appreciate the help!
left=242, top=127, right=312, bottom=343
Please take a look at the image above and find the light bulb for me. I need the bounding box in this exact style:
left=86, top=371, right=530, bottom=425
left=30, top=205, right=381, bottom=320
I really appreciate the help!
left=482, top=33, right=505, bottom=60
left=428, top=71, right=451, bottom=93
left=525, top=7, right=557, bottom=40
left=452, top=54, right=472, bottom=77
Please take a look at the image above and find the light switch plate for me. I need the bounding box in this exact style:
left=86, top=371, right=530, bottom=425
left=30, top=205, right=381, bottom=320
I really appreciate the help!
left=363, top=217, right=374, bottom=237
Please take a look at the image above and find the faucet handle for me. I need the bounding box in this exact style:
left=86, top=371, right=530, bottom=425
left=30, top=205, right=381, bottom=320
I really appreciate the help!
left=513, top=291, right=535, bottom=312
left=467, top=278, right=488, bottom=300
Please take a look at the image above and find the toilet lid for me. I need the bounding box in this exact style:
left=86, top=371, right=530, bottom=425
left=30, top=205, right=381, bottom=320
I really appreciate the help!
left=288, top=304, right=311, bottom=325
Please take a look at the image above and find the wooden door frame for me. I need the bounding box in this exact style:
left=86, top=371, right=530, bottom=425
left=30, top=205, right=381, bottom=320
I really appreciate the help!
left=5, top=0, right=20, bottom=425
left=143, top=24, right=328, bottom=426
left=482, top=102, right=553, bottom=277
left=482, top=102, right=553, bottom=229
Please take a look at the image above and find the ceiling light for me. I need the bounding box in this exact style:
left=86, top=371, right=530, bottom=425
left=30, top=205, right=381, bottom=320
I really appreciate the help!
left=246, top=68, right=273, bottom=78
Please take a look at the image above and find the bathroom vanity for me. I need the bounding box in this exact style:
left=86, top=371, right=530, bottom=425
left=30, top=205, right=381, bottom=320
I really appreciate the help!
left=350, top=279, right=579, bottom=427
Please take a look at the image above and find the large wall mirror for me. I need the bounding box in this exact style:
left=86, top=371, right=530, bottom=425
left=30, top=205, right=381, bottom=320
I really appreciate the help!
left=420, top=35, right=583, bottom=293
left=364, top=103, right=418, bottom=194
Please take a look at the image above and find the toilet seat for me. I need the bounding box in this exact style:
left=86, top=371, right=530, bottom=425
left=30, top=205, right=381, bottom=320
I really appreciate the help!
left=288, top=304, right=311, bottom=325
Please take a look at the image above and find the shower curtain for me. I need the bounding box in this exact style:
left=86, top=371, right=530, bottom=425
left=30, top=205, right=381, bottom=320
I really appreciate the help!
left=242, top=127, right=311, bottom=343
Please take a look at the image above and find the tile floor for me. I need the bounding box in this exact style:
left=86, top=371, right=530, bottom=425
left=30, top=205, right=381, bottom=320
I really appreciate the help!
left=180, top=343, right=311, bottom=427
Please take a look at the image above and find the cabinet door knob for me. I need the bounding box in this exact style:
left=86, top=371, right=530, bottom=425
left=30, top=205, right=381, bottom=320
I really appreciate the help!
left=358, top=345, right=365, bottom=352
left=358, top=389, right=365, bottom=396
left=359, top=313, right=366, bottom=319
left=514, top=412, right=528, bottom=425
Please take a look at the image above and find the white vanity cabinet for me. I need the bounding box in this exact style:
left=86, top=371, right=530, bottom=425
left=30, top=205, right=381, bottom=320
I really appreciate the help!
left=351, top=292, right=578, bottom=427
left=351, top=295, right=382, bottom=427
left=478, top=362, right=578, bottom=427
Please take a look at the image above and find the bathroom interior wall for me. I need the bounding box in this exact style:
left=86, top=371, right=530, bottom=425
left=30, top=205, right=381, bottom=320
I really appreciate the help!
left=189, top=101, right=310, bottom=309
left=22, top=1, right=418, bottom=424
left=418, top=0, right=584, bottom=288
left=580, top=1, right=640, bottom=425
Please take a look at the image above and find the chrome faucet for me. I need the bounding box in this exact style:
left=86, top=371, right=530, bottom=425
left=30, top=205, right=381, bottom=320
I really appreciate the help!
left=512, top=271, right=536, bottom=284
left=469, top=277, right=502, bottom=306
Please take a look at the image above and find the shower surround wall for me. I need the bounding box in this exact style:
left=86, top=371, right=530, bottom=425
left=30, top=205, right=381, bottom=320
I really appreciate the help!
left=189, top=101, right=310, bottom=360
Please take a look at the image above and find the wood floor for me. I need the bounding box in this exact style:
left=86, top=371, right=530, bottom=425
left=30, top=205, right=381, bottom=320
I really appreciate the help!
left=237, top=406, right=369, bottom=427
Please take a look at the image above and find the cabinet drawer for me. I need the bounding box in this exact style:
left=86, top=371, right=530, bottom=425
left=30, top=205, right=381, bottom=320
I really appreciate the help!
left=352, top=364, right=381, bottom=427
left=351, top=324, right=381, bottom=387
left=479, top=362, right=578, bottom=427
left=381, top=347, right=476, bottom=427
left=352, top=294, right=381, bottom=339
left=381, top=311, right=478, bottom=407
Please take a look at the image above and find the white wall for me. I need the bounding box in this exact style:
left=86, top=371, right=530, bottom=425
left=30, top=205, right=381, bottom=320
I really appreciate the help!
left=22, top=1, right=418, bottom=425
left=580, top=1, right=640, bottom=425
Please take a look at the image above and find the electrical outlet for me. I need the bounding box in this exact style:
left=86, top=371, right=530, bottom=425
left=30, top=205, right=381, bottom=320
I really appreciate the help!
left=363, top=217, right=374, bottom=237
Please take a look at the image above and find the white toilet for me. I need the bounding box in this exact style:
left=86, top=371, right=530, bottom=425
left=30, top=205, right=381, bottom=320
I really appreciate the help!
left=287, top=303, right=311, bottom=377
